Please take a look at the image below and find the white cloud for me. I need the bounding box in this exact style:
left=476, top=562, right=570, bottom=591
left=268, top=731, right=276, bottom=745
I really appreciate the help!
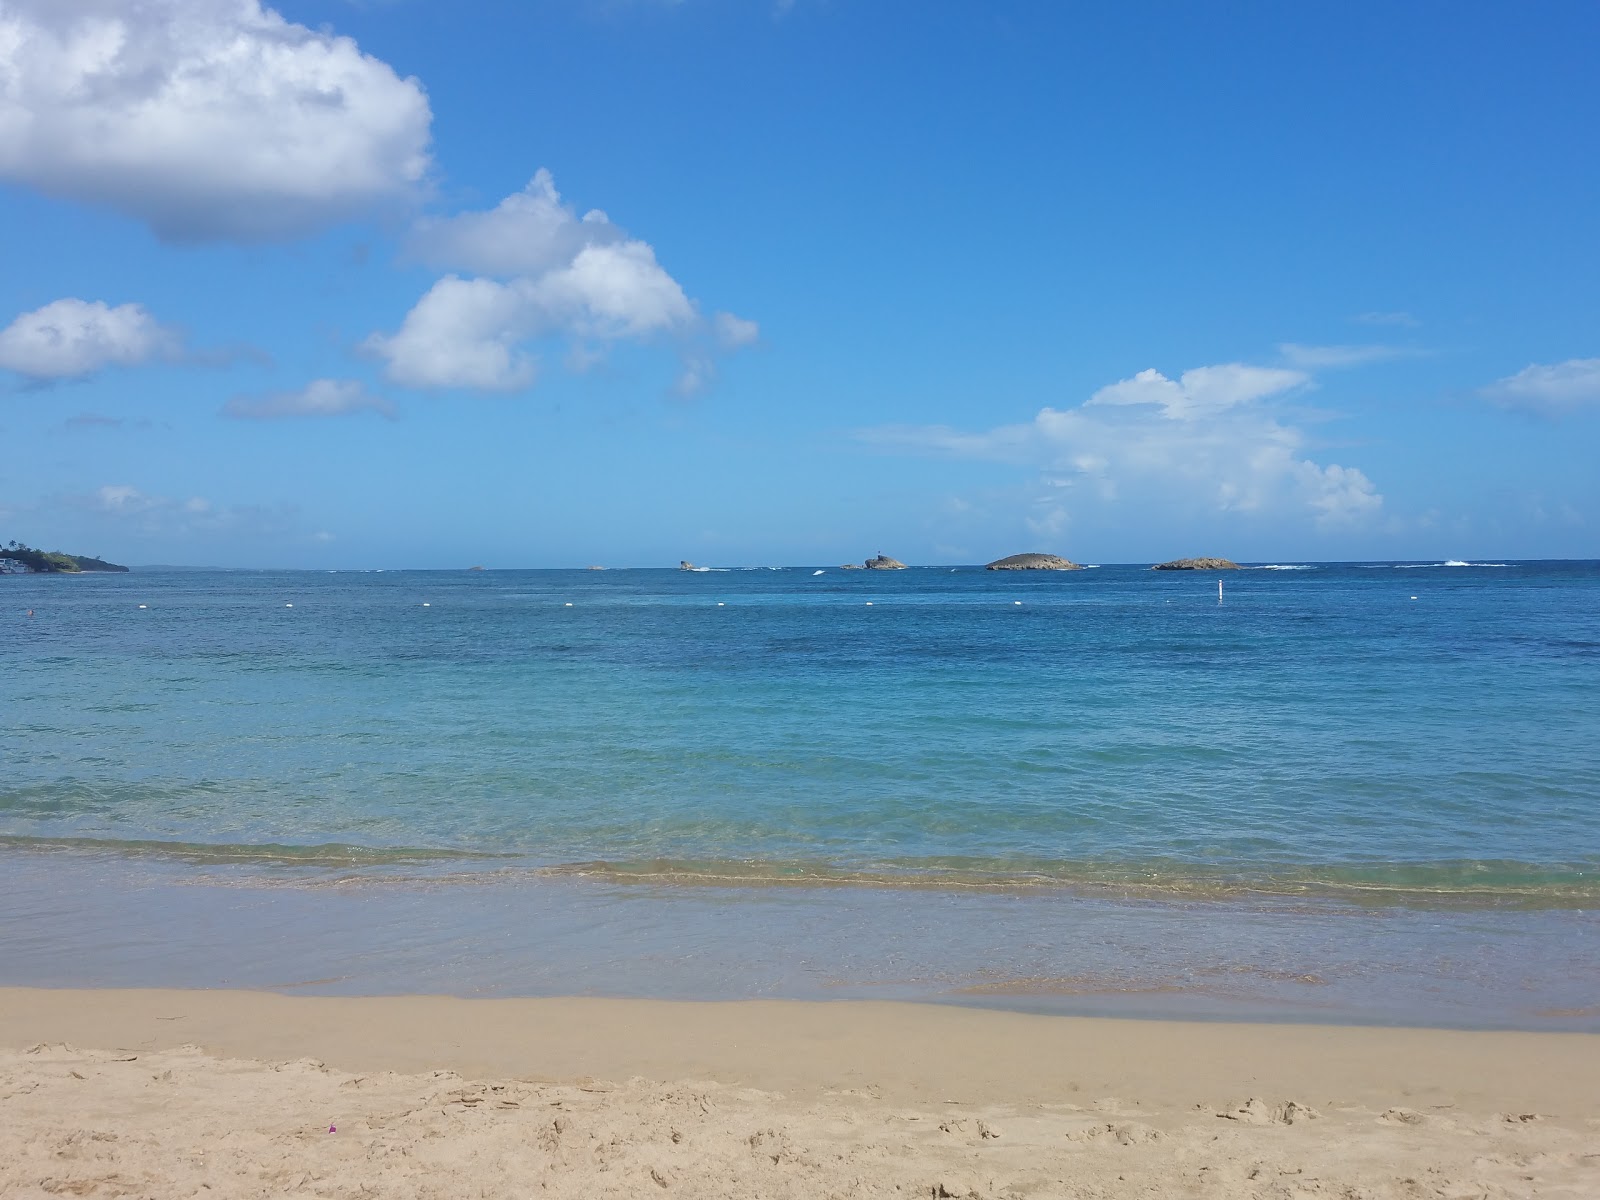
left=713, top=311, right=760, bottom=349
left=363, top=276, right=537, bottom=391
left=1483, top=358, right=1600, bottom=417
left=863, top=361, right=1382, bottom=529
left=1086, top=363, right=1307, bottom=419
left=407, top=168, right=622, bottom=277
left=61, top=482, right=298, bottom=538
left=369, top=170, right=755, bottom=392
left=223, top=378, right=395, bottom=420
left=531, top=241, right=695, bottom=339
left=1278, top=343, right=1417, bottom=369
left=0, top=0, right=432, bottom=241
left=0, top=298, right=177, bottom=379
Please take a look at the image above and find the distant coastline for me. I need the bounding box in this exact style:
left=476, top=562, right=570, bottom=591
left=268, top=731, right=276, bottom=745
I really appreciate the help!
left=1, top=542, right=128, bottom=574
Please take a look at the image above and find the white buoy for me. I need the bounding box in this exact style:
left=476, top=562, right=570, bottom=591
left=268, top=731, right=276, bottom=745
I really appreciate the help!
left=1411, top=595, right=1418, bottom=600
left=564, top=602, right=573, bottom=607
left=422, top=602, right=430, bottom=607
left=717, top=602, right=725, bottom=606
left=138, top=604, right=147, bottom=609
left=865, top=601, right=873, bottom=606
left=812, top=570, right=824, bottom=576
left=284, top=603, right=293, bottom=608
left=1014, top=601, right=1022, bottom=605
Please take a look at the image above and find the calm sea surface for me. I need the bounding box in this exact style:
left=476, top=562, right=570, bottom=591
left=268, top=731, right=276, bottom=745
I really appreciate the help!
left=4, top=561, right=1597, bottom=1027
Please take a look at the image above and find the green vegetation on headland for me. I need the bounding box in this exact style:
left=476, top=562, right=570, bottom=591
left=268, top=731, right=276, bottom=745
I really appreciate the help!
left=1, top=541, right=129, bottom=573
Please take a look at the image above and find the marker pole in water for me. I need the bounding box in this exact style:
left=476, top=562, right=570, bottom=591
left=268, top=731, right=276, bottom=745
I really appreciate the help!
left=1218, top=579, right=1224, bottom=603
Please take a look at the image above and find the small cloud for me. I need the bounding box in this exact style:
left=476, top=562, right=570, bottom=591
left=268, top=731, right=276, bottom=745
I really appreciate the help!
left=1085, top=364, right=1308, bottom=420
left=0, top=298, right=179, bottom=380
left=862, top=358, right=1383, bottom=531
left=406, top=168, right=627, bottom=279
left=93, top=484, right=158, bottom=514
left=64, top=413, right=124, bottom=429
left=1482, top=358, right=1600, bottom=418
left=1352, top=311, right=1421, bottom=328
left=223, top=378, right=397, bottom=420
left=1278, top=343, right=1419, bottom=369
left=370, top=169, right=751, bottom=396
left=60, top=483, right=300, bottom=539
left=713, top=311, right=760, bottom=349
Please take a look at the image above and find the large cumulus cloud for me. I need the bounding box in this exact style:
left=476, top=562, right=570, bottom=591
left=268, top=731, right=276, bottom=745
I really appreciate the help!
left=0, top=0, right=433, bottom=241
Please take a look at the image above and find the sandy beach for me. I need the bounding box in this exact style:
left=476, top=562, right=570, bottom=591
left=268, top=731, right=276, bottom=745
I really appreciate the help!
left=2, top=988, right=1597, bottom=1198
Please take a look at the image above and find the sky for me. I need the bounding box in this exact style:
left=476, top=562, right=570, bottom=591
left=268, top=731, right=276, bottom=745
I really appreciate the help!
left=1, top=0, right=1597, bottom=569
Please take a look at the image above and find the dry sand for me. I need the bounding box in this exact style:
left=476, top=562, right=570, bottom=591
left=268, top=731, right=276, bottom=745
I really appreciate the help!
left=2, top=987, right=1597, bottom=1198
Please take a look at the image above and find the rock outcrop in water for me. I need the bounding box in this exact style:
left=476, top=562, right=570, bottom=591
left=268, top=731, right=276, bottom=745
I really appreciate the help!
left=985, top=553, right=1083, bottom=571
left=1151, top=557, right=1240, bottom=570
left=863, top=554, right=907, bottom=570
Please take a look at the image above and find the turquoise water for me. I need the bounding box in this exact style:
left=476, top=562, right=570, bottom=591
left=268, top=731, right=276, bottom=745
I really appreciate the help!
left=3, top=562, right=1598, bottom=1026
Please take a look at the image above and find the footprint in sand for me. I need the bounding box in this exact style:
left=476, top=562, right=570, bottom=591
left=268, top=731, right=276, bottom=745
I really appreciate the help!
left=1382, top=1107, right=1428, bottom=1125
left=1215, top=1099, right=1320, bottom=1126
left=1065, top=1121, right=1162, bottom=1145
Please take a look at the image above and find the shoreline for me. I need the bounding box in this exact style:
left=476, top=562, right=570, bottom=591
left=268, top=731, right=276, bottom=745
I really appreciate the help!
left=4, top=852, right=1596, bottom=1033
left=4, top=987, right=1597, bottom=1198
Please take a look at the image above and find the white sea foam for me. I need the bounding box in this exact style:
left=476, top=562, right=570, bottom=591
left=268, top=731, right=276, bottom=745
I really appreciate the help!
left=1256, top=564, right=1317, bottom=570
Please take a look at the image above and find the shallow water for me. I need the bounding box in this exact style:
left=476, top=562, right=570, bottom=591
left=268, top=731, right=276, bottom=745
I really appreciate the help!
left=4, top=561, right=1598, bottom=1026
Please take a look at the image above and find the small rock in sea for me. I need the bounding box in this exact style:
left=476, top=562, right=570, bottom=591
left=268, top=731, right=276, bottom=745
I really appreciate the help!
left=984, top=553, right=1083, bottom=571
left=863, top=555, right=907, bottom=570
left=1151, top=557, right=1241, bottom=571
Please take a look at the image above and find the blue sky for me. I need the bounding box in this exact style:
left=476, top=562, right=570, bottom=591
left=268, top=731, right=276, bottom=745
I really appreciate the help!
left=1, top=0, right=1596, bottom=568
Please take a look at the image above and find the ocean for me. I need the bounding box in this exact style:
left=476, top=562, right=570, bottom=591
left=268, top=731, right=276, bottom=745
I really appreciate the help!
left=3, top=561, right=1597, bottom=1028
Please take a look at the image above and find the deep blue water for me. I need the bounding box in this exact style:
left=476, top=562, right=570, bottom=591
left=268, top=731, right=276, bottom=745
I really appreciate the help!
left=3, top=561, right=1598, bottom=1026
